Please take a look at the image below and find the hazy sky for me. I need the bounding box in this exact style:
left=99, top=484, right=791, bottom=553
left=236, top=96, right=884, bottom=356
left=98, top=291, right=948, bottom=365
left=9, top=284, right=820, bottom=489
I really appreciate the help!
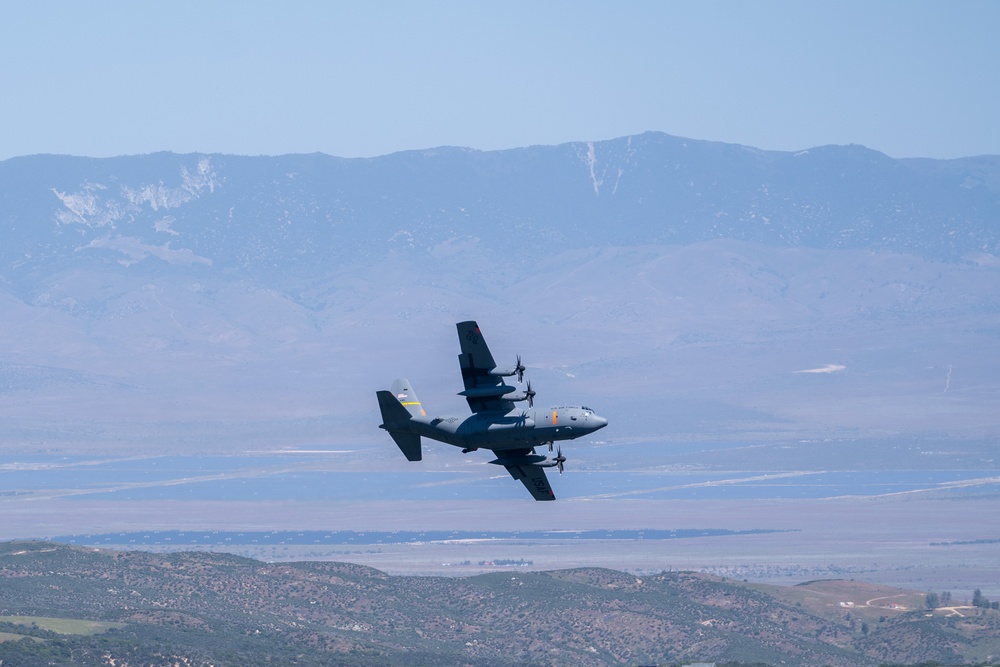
left=2, top=1, right=998, bottom=160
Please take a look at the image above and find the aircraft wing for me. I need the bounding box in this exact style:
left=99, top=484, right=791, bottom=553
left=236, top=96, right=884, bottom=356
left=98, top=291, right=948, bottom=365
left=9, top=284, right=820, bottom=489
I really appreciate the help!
left=493, top=447, right=556, bottom=501
left=456, top=320, right=514, bottom=413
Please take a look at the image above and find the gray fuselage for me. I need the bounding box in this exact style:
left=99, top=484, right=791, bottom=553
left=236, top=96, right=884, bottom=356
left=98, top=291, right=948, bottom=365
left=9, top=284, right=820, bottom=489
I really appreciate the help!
left=409, top=405, right=607, bottom=450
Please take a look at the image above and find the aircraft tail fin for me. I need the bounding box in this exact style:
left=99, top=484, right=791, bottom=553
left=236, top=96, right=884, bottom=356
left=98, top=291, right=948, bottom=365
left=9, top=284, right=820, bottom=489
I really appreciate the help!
left=389, top=378, right=426, bottom=417
left=376, top=381, right=423, bottom=462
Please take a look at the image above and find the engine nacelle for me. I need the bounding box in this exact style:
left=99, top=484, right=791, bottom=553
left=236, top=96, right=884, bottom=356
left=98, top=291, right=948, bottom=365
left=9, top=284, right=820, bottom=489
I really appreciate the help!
left=488, top=454, right=560, bottom=468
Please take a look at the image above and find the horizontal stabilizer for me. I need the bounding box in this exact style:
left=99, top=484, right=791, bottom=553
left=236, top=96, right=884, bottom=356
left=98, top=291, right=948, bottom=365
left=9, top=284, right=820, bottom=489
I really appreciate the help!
left=388, top=430, right=422, bottom=462
left=376, top=389, right=422, bottom=461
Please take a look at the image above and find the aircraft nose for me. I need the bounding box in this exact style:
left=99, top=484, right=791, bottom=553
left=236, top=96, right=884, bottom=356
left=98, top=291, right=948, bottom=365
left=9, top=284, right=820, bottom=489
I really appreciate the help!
left=590, top=414, right=608, bottom=430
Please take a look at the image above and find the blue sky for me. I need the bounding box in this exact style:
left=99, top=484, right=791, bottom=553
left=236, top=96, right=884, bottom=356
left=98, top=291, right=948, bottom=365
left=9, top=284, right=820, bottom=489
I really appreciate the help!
left=2, top=1, right=997, bottom=160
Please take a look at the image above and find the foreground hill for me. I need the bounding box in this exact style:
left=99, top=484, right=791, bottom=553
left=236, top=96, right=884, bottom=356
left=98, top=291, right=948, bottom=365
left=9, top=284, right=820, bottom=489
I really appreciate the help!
left=1, top=541, right=997, bottom=666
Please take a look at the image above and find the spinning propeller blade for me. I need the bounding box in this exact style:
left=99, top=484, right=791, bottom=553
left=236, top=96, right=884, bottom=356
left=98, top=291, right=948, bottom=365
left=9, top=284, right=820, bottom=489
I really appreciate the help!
left=555, top=446, right=566, bottom=474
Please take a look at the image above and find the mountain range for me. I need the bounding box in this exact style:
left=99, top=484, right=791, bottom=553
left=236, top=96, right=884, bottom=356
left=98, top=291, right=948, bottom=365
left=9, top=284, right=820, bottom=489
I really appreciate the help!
left=2, top=132, right=998, bottom=453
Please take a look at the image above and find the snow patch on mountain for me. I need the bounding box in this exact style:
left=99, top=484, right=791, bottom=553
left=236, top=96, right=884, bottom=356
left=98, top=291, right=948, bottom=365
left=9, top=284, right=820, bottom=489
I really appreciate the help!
left=122, top=182, right=193, bottom=211
left=52, top=182, right=125, bottom=228
left=52, top=158, right=219, bottom=230
left=77, top=235, right=212, bottom=267
left=794, top=364, right=846, bottom=374
left=584, top=141, right=601, bottom=195
left=122, top=158, right=218, bottom=211
left=154, top=217, right=180, bottom=236
left=181, top=158, right=218, bottom=195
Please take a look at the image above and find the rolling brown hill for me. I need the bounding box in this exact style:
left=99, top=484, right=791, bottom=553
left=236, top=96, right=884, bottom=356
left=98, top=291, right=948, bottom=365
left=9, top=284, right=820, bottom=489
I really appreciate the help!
left=1, top=541, right=998, bottom=666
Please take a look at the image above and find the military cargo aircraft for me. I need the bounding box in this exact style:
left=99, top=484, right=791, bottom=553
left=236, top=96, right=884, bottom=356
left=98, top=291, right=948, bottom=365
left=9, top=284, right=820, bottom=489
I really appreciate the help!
left=376, top=321, right=608, bottom=500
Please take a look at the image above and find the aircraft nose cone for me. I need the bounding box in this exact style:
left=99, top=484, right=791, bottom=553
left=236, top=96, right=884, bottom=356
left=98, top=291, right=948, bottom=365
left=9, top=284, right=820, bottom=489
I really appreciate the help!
left=590, top=415, right=608, bottom=430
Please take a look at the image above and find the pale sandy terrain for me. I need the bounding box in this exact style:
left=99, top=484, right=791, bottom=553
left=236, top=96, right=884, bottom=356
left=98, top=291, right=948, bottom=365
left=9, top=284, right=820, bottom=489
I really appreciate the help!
left=7, top=495, right=996, bottom=599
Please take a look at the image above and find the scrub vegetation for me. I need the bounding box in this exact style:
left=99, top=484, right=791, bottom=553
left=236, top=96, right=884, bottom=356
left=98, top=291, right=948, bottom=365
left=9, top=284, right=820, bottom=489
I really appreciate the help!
left=2, top=541, right=998, bottom=667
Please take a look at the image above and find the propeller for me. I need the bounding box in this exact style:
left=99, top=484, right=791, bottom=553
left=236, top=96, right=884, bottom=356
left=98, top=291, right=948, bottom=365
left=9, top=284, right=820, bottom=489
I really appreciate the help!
left=554, top=446, right=566, bottom=474
left=524, top=380, right=535, bottom=408
left=515, top=355, right=525, bottom=383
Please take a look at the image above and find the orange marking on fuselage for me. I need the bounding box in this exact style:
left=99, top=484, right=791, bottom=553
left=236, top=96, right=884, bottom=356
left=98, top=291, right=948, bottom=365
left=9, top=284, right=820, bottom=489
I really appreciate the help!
left=552, top=411, right=557, bottom=425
